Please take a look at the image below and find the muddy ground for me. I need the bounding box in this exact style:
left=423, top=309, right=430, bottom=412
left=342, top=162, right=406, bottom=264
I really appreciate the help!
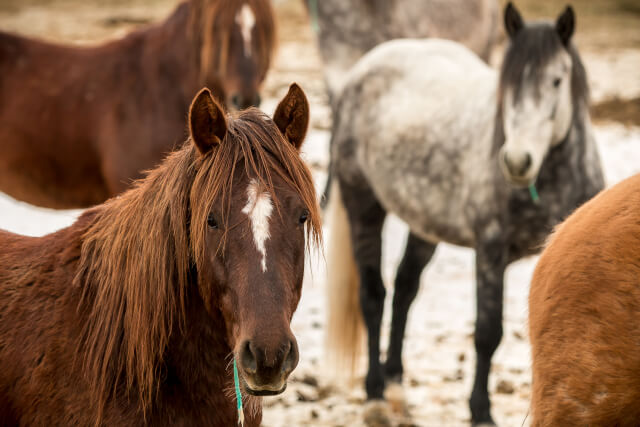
left=0, top=0, right=639, bottom=425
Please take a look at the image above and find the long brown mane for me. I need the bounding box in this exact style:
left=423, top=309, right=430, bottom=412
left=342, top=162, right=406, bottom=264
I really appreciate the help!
left=74, top=108, right=320, bottom=420
left=196, top=0, right=276, bottom=85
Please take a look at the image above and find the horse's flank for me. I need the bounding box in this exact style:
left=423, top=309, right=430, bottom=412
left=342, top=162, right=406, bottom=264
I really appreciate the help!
left=529, top=173, right=640, bottom=425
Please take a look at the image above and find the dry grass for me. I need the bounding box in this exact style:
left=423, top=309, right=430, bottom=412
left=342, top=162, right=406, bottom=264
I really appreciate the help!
left=592, top=97, right=640, bottom=126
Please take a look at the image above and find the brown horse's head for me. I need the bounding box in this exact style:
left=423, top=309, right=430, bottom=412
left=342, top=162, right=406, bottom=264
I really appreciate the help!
left=76, top=83, right=319, bottom=420
left=188, top=83, right=319, bottom=395
left=197, top=0, right=276, bottom=110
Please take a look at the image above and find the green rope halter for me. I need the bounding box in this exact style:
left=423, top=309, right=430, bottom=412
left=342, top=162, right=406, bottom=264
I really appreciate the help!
left=233, top=359, right=244, bottom=426
left=528, top=183, right=540, bottom=204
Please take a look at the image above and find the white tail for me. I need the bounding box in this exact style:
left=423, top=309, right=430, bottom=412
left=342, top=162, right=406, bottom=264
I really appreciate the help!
left=324, top=181, right=364, bottom=378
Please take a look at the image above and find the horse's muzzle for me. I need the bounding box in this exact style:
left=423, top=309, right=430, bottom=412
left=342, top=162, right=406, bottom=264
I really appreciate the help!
left=231, top=93, right=262, bottom=110
left=236, top=336, right=298, bottom=395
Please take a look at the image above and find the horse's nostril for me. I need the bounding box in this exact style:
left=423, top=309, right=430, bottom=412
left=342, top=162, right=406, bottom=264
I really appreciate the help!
left=523, top=153, right=532, bottom=171
left=504, top=152, right=532, bottom=177
left=282, top=340, right=298, bottom=374
left=231, top=94, right=241, bottom=109
left=240, top=341, right=257, bottom=375
left=253, top=93, right=261, bottom=107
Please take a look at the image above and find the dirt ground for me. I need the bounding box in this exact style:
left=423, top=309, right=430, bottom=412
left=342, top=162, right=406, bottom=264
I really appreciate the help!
left=0, top=0, right=639, bottom=425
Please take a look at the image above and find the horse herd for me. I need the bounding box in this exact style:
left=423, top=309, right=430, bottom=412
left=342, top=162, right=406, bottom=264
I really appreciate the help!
left=0, top=0, right=637, bottom=426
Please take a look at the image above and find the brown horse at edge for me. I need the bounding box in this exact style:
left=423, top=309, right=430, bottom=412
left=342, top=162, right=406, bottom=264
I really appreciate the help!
left=529, top=173, right=640, bottom=425
left=0, top=0, right=275, bottom=209
left=0, top=83, right=320, bottom=426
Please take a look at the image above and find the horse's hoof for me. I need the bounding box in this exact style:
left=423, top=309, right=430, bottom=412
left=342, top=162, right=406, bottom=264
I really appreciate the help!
left=363, top=399, right=392, bottom=427
left=383, top=382, right=408, bottom=416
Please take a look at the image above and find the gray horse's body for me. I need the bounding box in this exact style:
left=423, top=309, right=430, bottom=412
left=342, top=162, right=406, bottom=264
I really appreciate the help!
left=337, top=40, right=496, bottom=248
left=334, top=38, right=601, bottom=252
left=326, top=6, right=604, bottom=425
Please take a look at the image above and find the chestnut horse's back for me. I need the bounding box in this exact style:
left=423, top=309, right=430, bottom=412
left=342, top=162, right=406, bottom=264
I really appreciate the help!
left=529, top=173, right=640, bottom=426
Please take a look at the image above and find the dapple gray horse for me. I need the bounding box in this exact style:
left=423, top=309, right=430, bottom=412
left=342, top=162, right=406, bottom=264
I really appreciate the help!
left=325, top=4, right=604, bottom=425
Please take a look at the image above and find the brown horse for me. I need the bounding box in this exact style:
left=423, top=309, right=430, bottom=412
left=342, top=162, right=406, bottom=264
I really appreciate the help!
left=529, top=173, right=640, bottom=426
left=0, top=83, right=320, bottom=426
left=0, top=0, right=275, bottom=209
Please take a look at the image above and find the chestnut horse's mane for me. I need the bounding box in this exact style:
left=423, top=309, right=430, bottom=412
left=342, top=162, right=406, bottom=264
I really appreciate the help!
left=74, top=109, right=320, bottom=420
left=193, top=0, right=276, bottom=85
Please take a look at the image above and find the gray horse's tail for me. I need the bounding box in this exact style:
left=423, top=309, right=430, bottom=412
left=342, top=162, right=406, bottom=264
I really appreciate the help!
left=325, top=180, right=364, bottom=378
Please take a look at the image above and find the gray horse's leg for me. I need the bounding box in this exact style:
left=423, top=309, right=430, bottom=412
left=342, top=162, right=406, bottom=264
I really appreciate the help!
left=385, top=233, right=437, bottom=383
left=470, top=227, right=507, bottom=426
left=341, top=180, right=387, bottom=400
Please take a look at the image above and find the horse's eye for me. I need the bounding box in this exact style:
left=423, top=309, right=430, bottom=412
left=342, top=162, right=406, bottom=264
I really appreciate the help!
left=553, top=78, right=562, bottom=88
left=207, top=213, right=219, bottom=229
left=299, top=210, right=309, bottom=225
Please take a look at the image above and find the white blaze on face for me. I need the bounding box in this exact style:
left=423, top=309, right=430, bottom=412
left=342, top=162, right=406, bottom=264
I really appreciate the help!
left=242, top=179, right=273, bottom=272
left=235, top=4, right=256, bottom=58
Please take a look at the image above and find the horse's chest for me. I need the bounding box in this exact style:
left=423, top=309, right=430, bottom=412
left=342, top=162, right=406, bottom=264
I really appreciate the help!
left=506, top=192, right=579, bottom=260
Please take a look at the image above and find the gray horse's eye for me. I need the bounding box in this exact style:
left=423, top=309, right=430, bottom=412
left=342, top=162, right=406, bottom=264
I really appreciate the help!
left=553, top=78, right=562, bottom=88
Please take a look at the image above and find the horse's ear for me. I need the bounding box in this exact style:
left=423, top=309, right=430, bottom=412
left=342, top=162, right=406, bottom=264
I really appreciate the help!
left=556, top=5, right=575, bottom=46
left=273, top=83, right=309, bottom=151
left=189, top=88, right=227, bottom=155
left=504, top=2, right=524, bottom=39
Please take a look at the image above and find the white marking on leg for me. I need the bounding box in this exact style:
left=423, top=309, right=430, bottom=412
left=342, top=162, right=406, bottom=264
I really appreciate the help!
left=236, top=4, right=256, bottom=58
left=242, top=179, right=272, bottom=272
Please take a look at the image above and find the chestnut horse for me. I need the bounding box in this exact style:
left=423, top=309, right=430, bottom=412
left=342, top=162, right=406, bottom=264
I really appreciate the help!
left=529, top=173, right=640, bottom=426
left=0, top=84, right=320, bottom=426
left=0, top=0, right=275, bottom=209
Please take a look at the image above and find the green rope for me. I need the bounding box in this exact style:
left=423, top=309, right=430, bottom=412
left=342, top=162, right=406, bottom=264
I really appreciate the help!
left=529, top=183, right=540, bottom=204
left=233, top=359, right=244, bottom=426
left=308, top=0, right=319, bottom=33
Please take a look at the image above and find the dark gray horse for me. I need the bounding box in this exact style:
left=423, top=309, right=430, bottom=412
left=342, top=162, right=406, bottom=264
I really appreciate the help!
left=325, top=4, right=604, bottom=425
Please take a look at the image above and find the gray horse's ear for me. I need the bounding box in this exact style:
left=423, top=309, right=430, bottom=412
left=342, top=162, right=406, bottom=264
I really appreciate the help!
left=273, top=83, right=309, bottom=151
left=189, top=88, right=227, bottom=155
left=556, top=5, right=575, bottom=46
left=504, top=2, right=524, bottom=39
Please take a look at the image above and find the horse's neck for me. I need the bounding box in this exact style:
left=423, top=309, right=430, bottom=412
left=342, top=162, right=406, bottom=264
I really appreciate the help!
left=139, top=1, right=202, bottom=100
left=163, top=291, right=232, bottom=396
